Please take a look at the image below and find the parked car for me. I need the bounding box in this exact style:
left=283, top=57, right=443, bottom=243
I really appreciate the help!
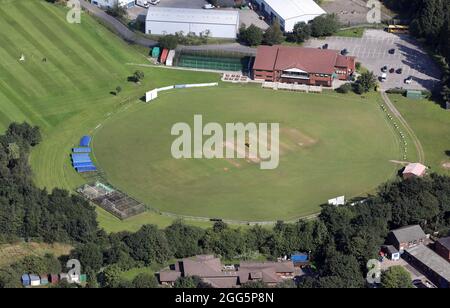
left=396, top=68, right=403, bottom=74
left=389, top=48, right=396, bottom=54
left=380, top=73, right=387, bottom=82
left=341, top=48, right=349, bottom=55
left=322, top=44, right=329, bottom=49
left=389, top=68, right=395, bottom=73
left=381, top=65, right=388, bottom=73
left=405, top=76, right=413, bottom=84
left=203, top=4, right=215, bottom=9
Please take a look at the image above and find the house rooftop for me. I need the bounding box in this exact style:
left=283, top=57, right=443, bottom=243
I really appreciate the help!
left=390, top=225, right=426, bottom=243
left=253, top=45, right=355, bottom=75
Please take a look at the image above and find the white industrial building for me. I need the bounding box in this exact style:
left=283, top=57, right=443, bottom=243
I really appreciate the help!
left=92, top=0, right=135, bottom=9
left=253, top=0, right=326, bottom=32
left=145, top=7, right=240, bottom=39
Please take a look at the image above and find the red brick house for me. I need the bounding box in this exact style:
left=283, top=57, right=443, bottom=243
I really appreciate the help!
left=252, top=45, right=356, bottom=87
left=435, top=237, right=450, bottom=262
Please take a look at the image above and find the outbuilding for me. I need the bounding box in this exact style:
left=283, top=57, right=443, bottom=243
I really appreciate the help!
left=145, top=7, right=240, bottom=39
left=402, top=163, right=426, bottom=179
left=21, top=274, right=30, bottom=287
left=253, top=0, right=326, bottom=32
left=29, top=274, right=41, bottom=287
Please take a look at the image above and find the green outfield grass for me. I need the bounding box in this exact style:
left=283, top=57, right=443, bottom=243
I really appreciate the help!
left=389, top=94, right=450, bottom=175
left=0, top=0, right=218, bottom=231
left=93, top=87, right=402, bottom=221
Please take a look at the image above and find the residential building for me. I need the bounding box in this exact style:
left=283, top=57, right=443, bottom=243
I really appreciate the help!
left=145, top=7, right=240, bottom=39
left=158, top=255, right=295, bottom=288
left=252, top=0, right=326, bottom=32
left=253, top=45, right=356, bottom=86
left=387, top=225, right=427, bottom=252
left=403, top=244, right=450, bottom=288
left=435, top=237, right=450, bottom=262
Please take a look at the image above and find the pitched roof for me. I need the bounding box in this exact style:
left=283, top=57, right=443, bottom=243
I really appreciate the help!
left=159, top=271, right=181, bottom=282
left=390, top=225, right=426, bottom=243
left=403, top=163, right=427, bottom=176
left=253, top=46, right=350, bottom=75
left=406, top=244, right=450, bottom=281
left=240, top=261, right=295, bottom=273
left=437, top=237, right=450, bottom=250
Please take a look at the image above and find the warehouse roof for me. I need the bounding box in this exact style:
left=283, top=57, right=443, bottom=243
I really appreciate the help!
left=406, top=244, right=450, bottom=282
left=260, top=0, right=326, bottom=21
left=146, top=7, right=239, bottom=26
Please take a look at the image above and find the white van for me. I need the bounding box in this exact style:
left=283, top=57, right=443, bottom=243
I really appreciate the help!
left=381, top=73, right=387, bottom=82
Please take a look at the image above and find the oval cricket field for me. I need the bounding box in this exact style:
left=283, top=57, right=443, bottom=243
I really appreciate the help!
left=92, top=86, right=400, bottom=221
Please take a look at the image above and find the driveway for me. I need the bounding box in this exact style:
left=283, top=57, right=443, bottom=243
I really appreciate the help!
left=304, top=30, right=442, bottom=91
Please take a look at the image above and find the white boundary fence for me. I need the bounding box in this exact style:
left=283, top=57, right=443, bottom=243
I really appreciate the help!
left=145, top=82, right=219, bottom=102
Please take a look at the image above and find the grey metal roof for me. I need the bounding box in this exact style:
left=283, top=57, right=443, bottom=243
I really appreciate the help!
left=391, top=225, right=426, bottom=243
left=146, top=7, right=239, bottom=26
left=406, top=244, right=450, bottom=281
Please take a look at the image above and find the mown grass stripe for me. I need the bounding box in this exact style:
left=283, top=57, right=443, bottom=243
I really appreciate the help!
left=0, top=5, right=91, bottom=92
left=0, top=77, right=45, bottom=127
left=0, top=31, right=61, bottom=96
left=12, top=2, right=110, bottom=82
left=31, top=1, right=123, bottom=77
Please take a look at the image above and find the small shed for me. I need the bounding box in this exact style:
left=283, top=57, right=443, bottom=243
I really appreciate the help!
left=402, top=163, right=426, bottom=179
left=291, top=253, right=309, bottom=266
left=166, top=50, right=176, bottom=67
left=40, top=274, right=49, bottom=286
left=21, top=274, right=30, bottom=287
left=49, top=274, right=59, bottom=284
left=406, top=90, right=423, bottom=100
left=29, top=274, right=41, bottom=287
left=151, top=47, right=161, bottom=59
left=381, top=245, right=400, bottom=261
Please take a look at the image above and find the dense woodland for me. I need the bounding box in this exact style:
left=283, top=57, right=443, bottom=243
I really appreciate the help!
left=383, top=0, right=450, bottom=102
left=0, top=123, right=449, bottom=288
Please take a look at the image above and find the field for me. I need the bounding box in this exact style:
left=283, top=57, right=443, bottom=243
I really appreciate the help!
left=0, top=242, right=72, bottom=268
left=0, top=0, right=218, bottom=230
left=93, top=87, right=401, bottom=222
left=389, top=94, right=450, bottom=175
left=0, top=0, right=409, bottom=229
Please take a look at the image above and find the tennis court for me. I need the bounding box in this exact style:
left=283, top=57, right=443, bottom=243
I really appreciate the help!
left=175, top=51, right=251, bottom=72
